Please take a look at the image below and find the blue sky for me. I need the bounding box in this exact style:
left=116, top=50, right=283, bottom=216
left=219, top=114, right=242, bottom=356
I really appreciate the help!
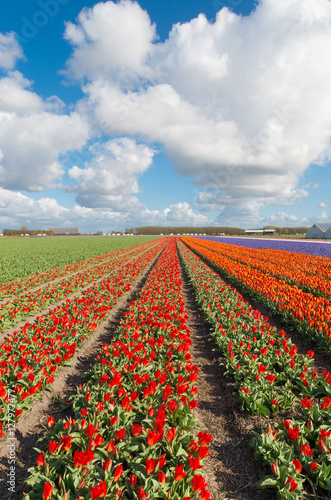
left=0, top=0, right=330, bottom=232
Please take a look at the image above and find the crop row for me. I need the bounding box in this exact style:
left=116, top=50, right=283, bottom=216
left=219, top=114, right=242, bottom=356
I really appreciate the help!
left=181, top=237, right=331, bottom=349
left=189, top=237, right=331, bottom=299
left=198, top=236, right=331, bottom=259
left=0, top=239, right=167, bottom=438
left=24, top=238, right=212, bottom=500
left=0, top=240, right=161, bottom=333
left=177, top=240, right=331, bottom=498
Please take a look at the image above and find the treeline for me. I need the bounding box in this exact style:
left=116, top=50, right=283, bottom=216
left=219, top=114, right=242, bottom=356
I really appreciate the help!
left=132, top=226, right=245, bottom=235
left=130, top=226, right=310, bottom=236
left=3, top=228, right=51, bottom=236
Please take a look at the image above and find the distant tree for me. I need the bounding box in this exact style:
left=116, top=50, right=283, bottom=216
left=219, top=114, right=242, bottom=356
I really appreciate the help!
left=133, top=226, right=245, bottom=235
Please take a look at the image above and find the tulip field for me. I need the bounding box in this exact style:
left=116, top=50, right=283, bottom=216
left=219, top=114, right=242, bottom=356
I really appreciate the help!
left=1, top=235, right=331, bottom=499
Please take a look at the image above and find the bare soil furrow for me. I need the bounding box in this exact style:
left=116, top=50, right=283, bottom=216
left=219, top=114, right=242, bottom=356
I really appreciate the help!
left=177, top=245, right=274, bottom=500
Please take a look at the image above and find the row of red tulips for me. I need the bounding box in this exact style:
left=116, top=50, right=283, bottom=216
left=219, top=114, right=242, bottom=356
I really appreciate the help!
left=181, top=237, right=331, bottom=348
left=0, top=240, right=167, bottom=438
left=177, top=240, right=331, bottom=498
left=0, top=241, right=160, bottom=333
left=189, top=238, right=331, bottom=299
left=24, top=238, right=212, bottom=500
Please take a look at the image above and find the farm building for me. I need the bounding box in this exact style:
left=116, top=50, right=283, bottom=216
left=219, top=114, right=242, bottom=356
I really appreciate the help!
left=305, top=223, right=331, bottom=239
left=244, top=228, right=276, bottom=235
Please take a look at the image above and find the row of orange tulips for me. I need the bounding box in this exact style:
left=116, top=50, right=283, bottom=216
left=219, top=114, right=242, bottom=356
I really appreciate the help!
left=188, top=238, right=331, bottom=299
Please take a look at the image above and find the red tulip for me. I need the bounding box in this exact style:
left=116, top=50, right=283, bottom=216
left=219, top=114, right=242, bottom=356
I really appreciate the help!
left=166, top=427, right=176, bottom=444
left=197, top=431, right=212, bottom=446
left=73, top=450, right=94, bottom=467
left=90, top=480, right=107, bottom=499
left=42, top=482, right=53, bottom=500
left=147, top=429, right=163, bottom=446
left=191, top=474, right=208, bottom=492
left=36, top=452, right=44, bottom=466
left=146, top=457, right=155, bottom=474
left=285, top=477, right=298, bottom=492
left=288, top=427, right=299, bottom=441
left=174, top=464, right=186, bottom=481
left=132, top=424, right=142, bottom=436
left=113, top=464, right=123, bottom=482
left=293, top=459, right=302, bottom=473
left=47, top=415, right=55, bottom=428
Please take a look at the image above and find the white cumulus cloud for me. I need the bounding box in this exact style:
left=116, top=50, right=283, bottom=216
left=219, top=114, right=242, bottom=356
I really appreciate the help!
left=66, top=0, right=331, bottom=220
left=0, top=110, right=89, bottom=191
left=66, top=137, right=155, bottom=210
left=63, top=0, right=156, bottom=83
left=0, top=188, right=206, bottom=232
left=0, top=32, right=24, bottom=70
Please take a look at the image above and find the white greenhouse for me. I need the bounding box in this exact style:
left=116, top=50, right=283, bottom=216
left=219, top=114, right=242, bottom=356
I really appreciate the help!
left=305, top=223, right=331, bottom=239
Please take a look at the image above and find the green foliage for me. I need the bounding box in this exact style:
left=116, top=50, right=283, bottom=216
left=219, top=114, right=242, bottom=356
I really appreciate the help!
left=0, top=237, right=159, bottom=283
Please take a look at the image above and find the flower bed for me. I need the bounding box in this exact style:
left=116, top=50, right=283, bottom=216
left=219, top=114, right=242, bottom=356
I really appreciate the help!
left=189, top=237, right=331, bottom=297
left=0, top=240, right=161, bottom=332
left=181, top=237, right=331, bottom=349
left=251, top=398, right=331, bottom=499
left=0, top=240, right=167, bottom=437
left=0, top=250, right=119, bottom=301
left=196, top=236, right=331, bottom=259
left=177, top=240, right=319, bottom=416
left=177, top=239, right=331, bottom=498
left=24, top=239, right=212, bottom=500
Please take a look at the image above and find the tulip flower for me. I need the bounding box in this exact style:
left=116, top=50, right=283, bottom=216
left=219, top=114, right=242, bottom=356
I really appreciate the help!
left=113, top=464, right=123, bottom=482
left=90, top=481, right=107, bottom=499
left=174, top=465, right=187, bottom=481
left=42, top=482, right=53, bottom=500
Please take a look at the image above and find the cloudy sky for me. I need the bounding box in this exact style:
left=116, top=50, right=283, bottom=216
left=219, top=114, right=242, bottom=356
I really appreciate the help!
left=0, top=0, right=330, bottom=232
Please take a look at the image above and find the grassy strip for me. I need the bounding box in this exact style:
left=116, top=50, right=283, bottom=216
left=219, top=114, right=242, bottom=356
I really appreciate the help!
left=0, top=237, right=160, bottom=284
left=0, top=240, right=159, bottom=300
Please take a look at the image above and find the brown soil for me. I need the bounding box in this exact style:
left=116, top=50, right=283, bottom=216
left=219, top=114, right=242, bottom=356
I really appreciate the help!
left=0, top=246, right=164, bottom=500
left=177, top=248, right=275, bottom=500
